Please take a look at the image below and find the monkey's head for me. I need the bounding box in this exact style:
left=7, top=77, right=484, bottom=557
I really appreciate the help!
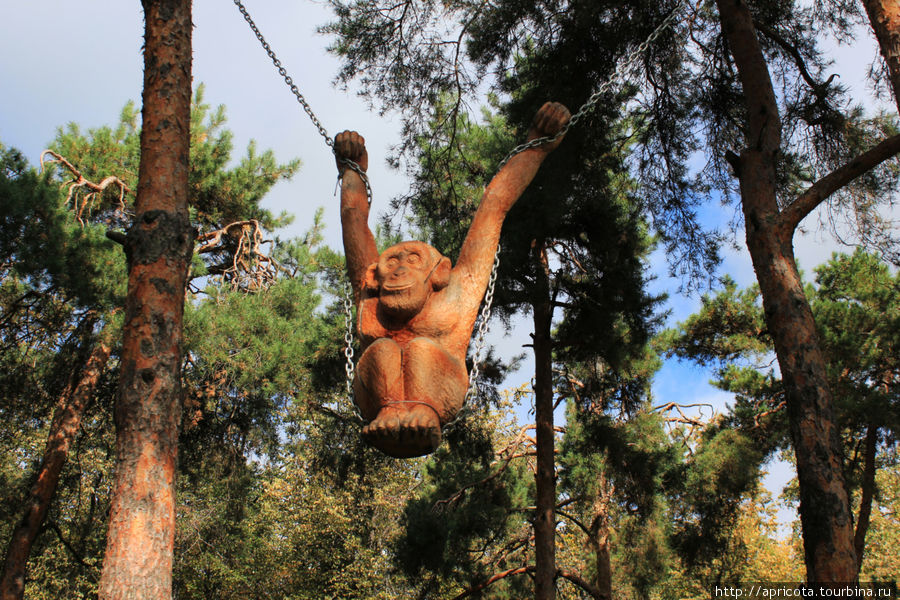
left=365, top=241, right=451, bottom=319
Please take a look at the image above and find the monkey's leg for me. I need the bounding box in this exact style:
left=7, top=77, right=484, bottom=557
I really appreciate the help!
left=356, top=338, right=428, bottom=457
left=393, top=337, right=468, bottom=457
left=355, top=338, right=403, bottom=423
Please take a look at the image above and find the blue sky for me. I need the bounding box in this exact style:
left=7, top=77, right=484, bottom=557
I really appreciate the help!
left=2, top=0, right=889, bottom=533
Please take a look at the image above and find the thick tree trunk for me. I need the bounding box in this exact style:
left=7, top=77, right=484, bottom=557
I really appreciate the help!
left=0, top=341, right=111, bottom=600
left=862, top=0, right=900, bottom=106
left=746, top=211, right=857, bottom=583
left=588, top=470, right=612, bottom=600
left=532, top=243, right=557, bottom=600
left=854, top=425, right=878, bottom=572
left=715, top=0, right=858, bottom=583
left=98, top=0, right=193, bottom=598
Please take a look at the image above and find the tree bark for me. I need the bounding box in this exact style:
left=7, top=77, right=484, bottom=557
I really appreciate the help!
left=588, top=470, right=613, bottom=600
left=862, top=0, right=900, bottom=107
left=854, top=424, right=878, bottom=573
left=0, top=341, right=111, bottom=600
left=98, top=0, right=193, bottom=598
left=715, top=0, right=858, bottom=583
left=532, top=242, right=557, bottom=600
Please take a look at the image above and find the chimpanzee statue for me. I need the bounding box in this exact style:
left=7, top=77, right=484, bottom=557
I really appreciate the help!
left=336, top=101, right=570, bottom=458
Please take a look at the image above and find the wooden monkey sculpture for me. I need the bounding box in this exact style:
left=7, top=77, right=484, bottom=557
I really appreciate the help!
left=337, top=101, right=571, bottom=458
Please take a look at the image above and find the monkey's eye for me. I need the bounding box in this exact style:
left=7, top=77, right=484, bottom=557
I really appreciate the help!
left=407, top=254, right=421, bottom=265
left=386, top=257, right=399, bottom=269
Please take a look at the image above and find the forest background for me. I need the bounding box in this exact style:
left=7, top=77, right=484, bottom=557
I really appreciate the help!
left=0, top=0, right=897, bottom=599
left=1, top=0, right=878, bottom=511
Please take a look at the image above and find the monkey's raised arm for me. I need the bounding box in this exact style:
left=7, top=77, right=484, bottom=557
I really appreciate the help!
left=335, top=131, right=379, bottom=302
left=454, top=102, right=570, bottom=306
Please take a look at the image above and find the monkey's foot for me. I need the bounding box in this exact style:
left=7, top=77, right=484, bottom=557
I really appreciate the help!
left=362, top=401, right=442, bottom=458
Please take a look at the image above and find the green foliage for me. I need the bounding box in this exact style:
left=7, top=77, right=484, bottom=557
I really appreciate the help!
left=0, top=89, right=314, bottom=599
left=0, top=144, right=126, bottom=311
left=811, top=250, right=899, bottom=435
left=394, top=407, right=533, bottom=598
left=560, top=405, right=681, bottom=597
left=183, top=275, right=334, bottom=458
left=0, top=144, right=123, bottom=599
left=47, top=84, right=299, bottom=245
left=186, top=85, right=299, bottom=233
left=22, top=398, right=116, bottom=599
left=670, top=425, right=767, bottom=568
left=661, top=249, right=900, bottom=575
left=324, top=0, right=723, bottom=285
left=859, top=452, right=900, bottom=582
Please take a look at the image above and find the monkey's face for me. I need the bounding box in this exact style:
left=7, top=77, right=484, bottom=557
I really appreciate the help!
left=372, top=241, right=448, bottom=319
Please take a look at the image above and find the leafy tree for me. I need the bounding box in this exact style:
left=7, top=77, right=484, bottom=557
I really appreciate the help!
left=397, top=95, right=661, bottom=597
left=659, top=486, right=804, bottom=600
left=394, top=400, right=535, bottom=599
left=857, top=451, right=900, bottom=583
left=0, top=76, right=301, bottom=598
left=174, top=253, right=420, bottom=598
left=661, top=249, right=899, bottom=576
left=324, top=0, right=900, bottom=581
left=559, top=400, right=680, bottom=600
left=0, top=142, right=125, bottom=600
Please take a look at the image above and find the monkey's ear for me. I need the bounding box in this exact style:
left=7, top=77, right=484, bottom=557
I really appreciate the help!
left=364, top=263, right=379, bottom=293
left=431, top=256, right=452, bottom=291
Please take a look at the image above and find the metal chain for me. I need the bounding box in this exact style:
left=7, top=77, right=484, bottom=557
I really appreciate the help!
left=447, top=8, right=683, bottom=430
left=234, top=0, right=332, bottom=146
left=233, top=0, right=373, bottom=205
left=341, top=280, right=364, bottom=422
left=497, top=5, right=684, bottom=169
left=465, top=247, right=500, bottom=404
left=442, top=246, right=501, bottom=433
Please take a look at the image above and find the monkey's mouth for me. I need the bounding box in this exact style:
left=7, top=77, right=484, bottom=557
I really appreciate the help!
left=382, top=282, right=413, bottom=292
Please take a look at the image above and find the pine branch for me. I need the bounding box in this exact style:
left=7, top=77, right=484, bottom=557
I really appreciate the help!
left=779, top=132, right=900, bottom=234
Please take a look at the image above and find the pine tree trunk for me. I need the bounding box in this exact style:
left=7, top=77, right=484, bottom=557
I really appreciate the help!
left=588, top=470, right=612, bottom=600
left=715, top=0, right=858, bottom=583
left=854, top=424, right=878, bottom=572
left=0, top=341, right=111, bottom=600
left=746, top=208, right=857, bottom=583
left=532, top=242, right=557, bottom=600
left=98, top=0, right=193, bottom=597
left=861, top=0, right=900, bottom=106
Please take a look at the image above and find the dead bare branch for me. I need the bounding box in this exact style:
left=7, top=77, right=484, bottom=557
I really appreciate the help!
left=196, top=219, right=282, bottom=292
left=40, top=150, right=132, bottom=226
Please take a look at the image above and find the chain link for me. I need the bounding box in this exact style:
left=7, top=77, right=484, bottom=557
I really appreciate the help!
left=465, top=247, right=500, bottom=404
left=341, top=280, right=364, bottom=421
left=497, top=6, right=684, bottom=169
left=233, top=0, right=332, bottom=146
left=446, top=8, right=682, bottom=430
left=337, top=161, right=374, bottom=207
left=234, top=0, right=374, bottom=206
left=442, top=246, right=501, bottom=433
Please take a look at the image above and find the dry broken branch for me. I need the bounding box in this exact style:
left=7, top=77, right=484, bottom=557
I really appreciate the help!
left=754, top=398, right=786, bottom=428
left=652, top=401, right=715, bottom=438
left=196, top=219, right=282, bottom=292
left=40, top=150, right=132, bottom=226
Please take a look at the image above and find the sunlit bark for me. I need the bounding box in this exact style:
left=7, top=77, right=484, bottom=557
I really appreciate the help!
left=98, top=0, right=193, bottom=597
left=715, top=0, right=858, bottom=582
